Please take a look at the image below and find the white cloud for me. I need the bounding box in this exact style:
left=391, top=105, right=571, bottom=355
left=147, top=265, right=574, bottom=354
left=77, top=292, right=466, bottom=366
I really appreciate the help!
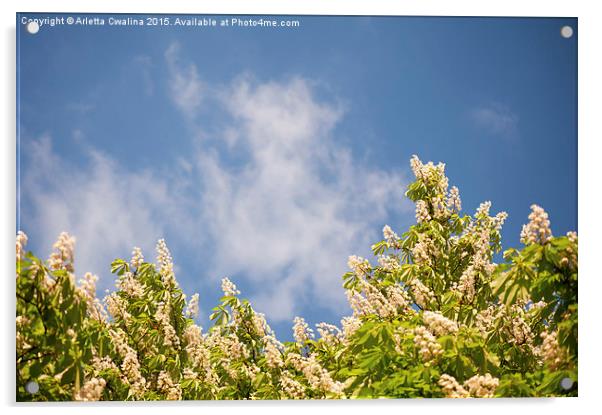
left=21, top=44, right=412, bottom=324
left=21, top=135, right=187, bottom=291
left=186, top=73, right=409, bottom=321
left=469, top=103, right=519, bottom=139
left=165, top=42, right=204, bottom=117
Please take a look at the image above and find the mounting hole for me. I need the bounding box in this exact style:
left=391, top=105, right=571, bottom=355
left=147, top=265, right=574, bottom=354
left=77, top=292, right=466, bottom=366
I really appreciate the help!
left=560, top=25, right=573, bottom=39
left=560, top=377, right=574, bottom=390
left=26, top=21, right=40, bottom=35
left=25, top=380, right=39, bottom=394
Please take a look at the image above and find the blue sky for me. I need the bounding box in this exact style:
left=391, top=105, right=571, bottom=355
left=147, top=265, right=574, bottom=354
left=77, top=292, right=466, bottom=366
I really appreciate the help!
left=17, top=14, right=577, bottom=340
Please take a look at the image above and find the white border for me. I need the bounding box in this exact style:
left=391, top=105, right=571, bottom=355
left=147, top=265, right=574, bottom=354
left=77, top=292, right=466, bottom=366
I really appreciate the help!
left=2, top=1, right=601, bottom=414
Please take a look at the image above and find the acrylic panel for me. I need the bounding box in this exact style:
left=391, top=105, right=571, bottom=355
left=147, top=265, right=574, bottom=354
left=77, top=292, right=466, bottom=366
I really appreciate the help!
left=16, top=13, right=578, bottom=401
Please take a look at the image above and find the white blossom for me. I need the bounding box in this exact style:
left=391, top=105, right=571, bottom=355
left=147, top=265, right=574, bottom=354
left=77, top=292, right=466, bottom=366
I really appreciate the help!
left=252, top=312, right=269, bottom=337
left=182, top=367, right=198, bottom=381
left=438, top=374, right=469, bottom=398
left=183, top=325, right=214, bottom=382
left=410, top=154, right=425, bottom=180
left=263, top=335, right=284, bottom=368
left=346, top=290, right=375, bottom=317
left=567, top=231, right=577, bottom=244
left=385, top=284, right=412, bottom=312
left=16, top=231, right=28, bottom=262
left=463, top=373, right=499, bottom=398
left=186, top=293, right=200, bottom=319
left=447, top=186, right=462, bottom=213
left=77, top=272, right=106, bottom=321
left=377, top=254, right=400, bottom=272
left=74, top=377, right=106, bottom=401
left=156, top=239, right=177, bottom=287
left=492, top=211, right=508, bottom=231
left=410, top=155, right=448, bottom=193
left=183, top=323, right=203, bottom=346
left=415, top=200, right=431, bottom=223
left=520, top=204, right=552, bottom=245
left=413, top=326, right=442, bottom=363
left=280, top=370, right=306, bottom=399
left=347, top=255, right=370, bottom=277
left=91, top=356, right=118, bottom=375
left=105, top=293, right=131, bottom=323
left=340, top=316, right=361, bottom=343
left=108, top=328, right=147, bottom=397
left=475, top=305, right=501, bottom=337
left=78, top=272, right=98, bottom=300
left=287, top=353, right=344, bottom=397
left=221, top=277, right=240, bottom=296
left=16, top=315, right=32, bottom=352
left=409, top=278, right=434, bottom=309
left=155, top=300, right=180, bottom=349
left=316, top=322, right=341, bottom=347
left=48, top=232, right=76, bottom=272
left=431, top=196, right=448, bottom=220
left=422, top=311, right=459, bottom=336
left=476, top=201, right=492, bottom=218
left=157, top=371, right=182, bottom=400
left=210, top=332, right=249, bottom=361
left=537, top=330, right=565, bottom=370
left=359, top=280, right=398, bottom=318
left=130, top=247, right=144, bottom=269
left=117, top=272, right=144, bottom=298
left=456, top=266, right=477, bottom=303
left=507, top=310, right=533, bottom=347
left=382, top=225, right=401, bottom=248
left=292, top=316, right=314, bottom=345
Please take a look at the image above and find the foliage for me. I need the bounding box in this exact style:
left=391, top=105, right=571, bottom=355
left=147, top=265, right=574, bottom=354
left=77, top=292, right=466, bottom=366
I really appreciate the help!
left=15, top=156, right=577, bottom=401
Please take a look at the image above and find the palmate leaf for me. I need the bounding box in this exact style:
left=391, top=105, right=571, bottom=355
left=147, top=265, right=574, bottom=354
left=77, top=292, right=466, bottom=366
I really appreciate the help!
left=209, top=305, right=230, bottom=326
left=492, top=268, right=530, bottom=306
left=110, top=259, right=129, bottom=276
left=371, top=241, right=388, bottom=256
left=496, top=373, right=535, bottom=397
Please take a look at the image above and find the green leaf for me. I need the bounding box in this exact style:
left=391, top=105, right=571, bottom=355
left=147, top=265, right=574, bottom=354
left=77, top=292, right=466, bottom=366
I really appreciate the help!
left=110, top=259, right=129, bottom=276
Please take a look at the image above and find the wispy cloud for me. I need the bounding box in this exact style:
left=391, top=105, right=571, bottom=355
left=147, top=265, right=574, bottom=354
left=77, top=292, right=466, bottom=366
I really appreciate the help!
left=165, top=42, right=203, bottom=118
left=469, top=103, right=519, bottom=139
left=166, top=45, right=410, bottom=320
left=21, top=43, right=412, bottom=322
left=21, top=135, right=188, bottom=291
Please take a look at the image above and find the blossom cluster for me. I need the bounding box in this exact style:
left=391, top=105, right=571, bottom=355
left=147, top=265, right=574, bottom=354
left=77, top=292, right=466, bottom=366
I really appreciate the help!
left=287, top=353, right=345, bottom=397
left=382, top=225, right=401, bottom=249
left=156, top=239, right=177, bottom=287
left=15, top=154, right=577, bottom=401
left=537, top=330, right=565, bottom=370
left=47, top=231, right=76, bottom=272
left=108, top=328, right=147, bottom=398
left=520, top=204, right=552, bottom=245
left=16, top=230, right=28, bottom=263
left=410, top=154, right=449, bottom=194
left=346, top=279, right=411, bottom=319
left=221, top=277, right=240, bottom=297
left=413, top=326, right=443, bottom=363
left=292, top=316, right=314, bottom=345
left=74, top=377, right=106, bottom=401
left=130, top=247, right=144, bottom=269
left=347, top=255, right=370, bottom=277
left=422, top=311, right=459, bottom=336
left=157, top=371, right=182, bottom=400
left=438, top=373, right=499, bottom=398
